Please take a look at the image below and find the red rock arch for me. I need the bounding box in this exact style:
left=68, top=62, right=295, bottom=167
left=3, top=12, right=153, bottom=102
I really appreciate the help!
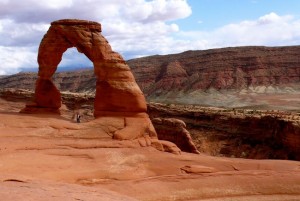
left=33, top=19, right=147, bottom=117
left=20, top=19, right=185, bottom=152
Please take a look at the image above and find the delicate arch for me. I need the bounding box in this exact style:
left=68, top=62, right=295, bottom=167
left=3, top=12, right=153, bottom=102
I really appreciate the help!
left=32, top=19, right=147, bottom=117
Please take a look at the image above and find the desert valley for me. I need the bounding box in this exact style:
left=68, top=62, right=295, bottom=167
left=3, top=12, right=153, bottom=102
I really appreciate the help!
left=0, top=18, right=299, bottom=201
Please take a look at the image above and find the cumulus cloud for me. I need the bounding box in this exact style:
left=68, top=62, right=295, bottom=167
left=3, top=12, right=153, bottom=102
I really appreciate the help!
left=0, top=0, right=300, bottom=76
left=0, top=0, right=191, bottom=23
left=0, top=19, right=49, bottom=46
left=112, top=12, right=300, bottom=59
left=0, top=46, right=37, bottom=74
left=178, top=12, right=300, bottom=50
left=0, top=0, right=191, bottom=75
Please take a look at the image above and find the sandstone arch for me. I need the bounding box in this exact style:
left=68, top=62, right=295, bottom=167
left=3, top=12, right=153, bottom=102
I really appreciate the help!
left=22, top=19, right=151, bottom=140
left=33, top=19, right=147, bottom=116
left=21, top=19, right=182, bottom=152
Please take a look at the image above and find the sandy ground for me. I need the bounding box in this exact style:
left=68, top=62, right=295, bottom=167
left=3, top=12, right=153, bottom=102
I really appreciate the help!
left=0, top=98, right=300, bottom=201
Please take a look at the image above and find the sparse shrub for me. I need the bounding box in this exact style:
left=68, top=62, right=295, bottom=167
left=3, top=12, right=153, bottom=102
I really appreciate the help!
left=240, top=151, right=248, bottom=158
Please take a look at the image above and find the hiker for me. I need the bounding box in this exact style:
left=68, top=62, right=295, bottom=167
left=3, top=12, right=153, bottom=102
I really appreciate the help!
left=76, top=113, right=81, bottom=123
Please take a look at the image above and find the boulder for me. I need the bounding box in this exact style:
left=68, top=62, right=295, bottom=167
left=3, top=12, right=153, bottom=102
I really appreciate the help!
left=152, top=117, right=200, bottom=154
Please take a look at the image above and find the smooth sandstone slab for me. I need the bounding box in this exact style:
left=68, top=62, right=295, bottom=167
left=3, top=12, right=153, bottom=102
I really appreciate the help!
left=0, top=111, right=299, bottom=201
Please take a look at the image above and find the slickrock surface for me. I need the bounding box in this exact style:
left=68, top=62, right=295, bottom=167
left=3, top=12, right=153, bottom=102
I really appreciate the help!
left=0, top=98, right=300, bottom=200
left=0, top=176, right=137, bottom=201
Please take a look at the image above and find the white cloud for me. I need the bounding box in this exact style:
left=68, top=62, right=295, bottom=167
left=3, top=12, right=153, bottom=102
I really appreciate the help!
left=38, top=0, right=73, bottom=9
left=0, top=0, right=191, bottom=75
left=0, top=19, right=49, bottom=46
left=142, top=0, right=191, bottom=22
left=112, top=12, right=300, bottom=59
left=0, top=0, right=191, bottom=23
left=257, top=12, right=283, bottom=24
left=0, top=46, right=37, bottom=74
left=178, top=12, right=300, bottom=50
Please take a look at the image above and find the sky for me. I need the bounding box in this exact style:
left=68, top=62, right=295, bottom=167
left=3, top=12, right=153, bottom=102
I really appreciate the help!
left=0, top=0, right=300, bottom=75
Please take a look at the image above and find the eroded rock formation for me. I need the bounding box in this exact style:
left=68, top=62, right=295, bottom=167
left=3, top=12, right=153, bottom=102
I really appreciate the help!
left=128, top=46, right=300, bottom=95
left=148, top=103, right=300, bottom=160
left=152, top=117, right=200, bottom=154
left=21, top=19, right=161, bottom=144
left=29, top=19, right=146, bottom=115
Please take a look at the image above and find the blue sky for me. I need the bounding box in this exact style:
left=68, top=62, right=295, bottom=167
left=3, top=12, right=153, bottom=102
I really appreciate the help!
left=179, top=0, right=300, bottom=31
left=0, top=0, right=300, bottom=75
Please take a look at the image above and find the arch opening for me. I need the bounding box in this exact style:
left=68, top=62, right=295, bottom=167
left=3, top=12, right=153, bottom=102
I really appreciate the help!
left=57, top=47, right=93, bottom=72
left=53, top=47, right=96, bottom=94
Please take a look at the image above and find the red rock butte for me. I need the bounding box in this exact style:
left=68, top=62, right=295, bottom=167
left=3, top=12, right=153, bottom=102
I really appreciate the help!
left=21, top=19, right=163, bottom=142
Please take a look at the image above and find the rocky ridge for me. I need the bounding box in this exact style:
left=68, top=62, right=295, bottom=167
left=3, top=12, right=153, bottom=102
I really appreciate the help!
left=128, top=46, right=300, bottom=108
left=129, top=46, right=300, bottom=93
left=0, top=70, right=95, bottom=93
left=1, top=46, right=300, bottom=109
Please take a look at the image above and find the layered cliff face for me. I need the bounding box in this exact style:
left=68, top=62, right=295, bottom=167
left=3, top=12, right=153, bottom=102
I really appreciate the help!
left=53, top=70, right=96, bottom=93
left=0, top=70, right=96, bottom=93
left=128, top=46, right=300, bottom=109
left=0, top=72, right=37, bottom=90
left=128, top=46, right=300, bottom=93
left=0, top=46, right=300, bottom=109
